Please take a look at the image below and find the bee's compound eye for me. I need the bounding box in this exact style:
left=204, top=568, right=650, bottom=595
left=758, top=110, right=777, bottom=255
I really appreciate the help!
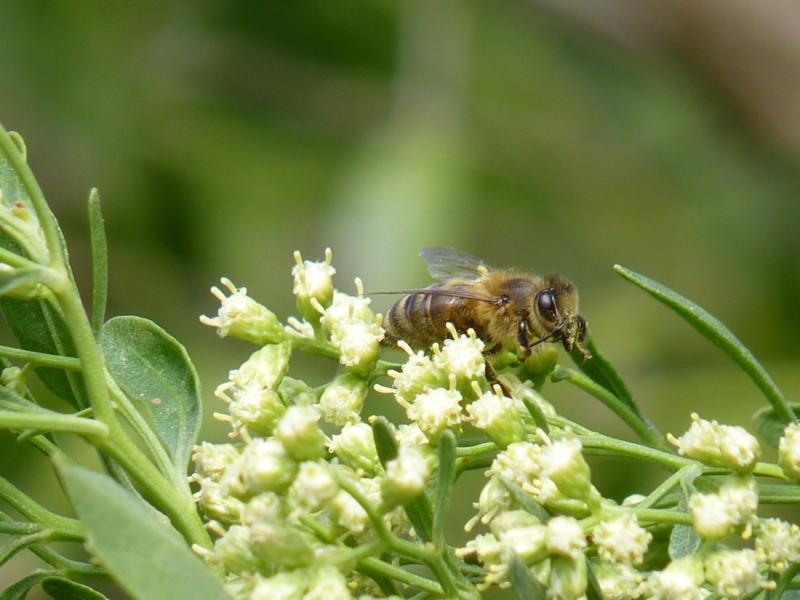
left=536, top=290, right=557, bottom=322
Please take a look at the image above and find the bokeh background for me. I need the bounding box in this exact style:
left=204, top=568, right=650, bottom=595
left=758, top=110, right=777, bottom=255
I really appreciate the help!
left=1, top=0, right=800, bottom=596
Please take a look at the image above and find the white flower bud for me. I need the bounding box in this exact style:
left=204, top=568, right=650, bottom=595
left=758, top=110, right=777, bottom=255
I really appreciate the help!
left=546, top=516, right=587, bottom=559
left=318, top=373, right=367, bottom=427
left=331, top=317, right=383, bottom=375
left=779, top=422, right=800, bottom=480
left=382, top=445, right=431, bottom=506
left=432, top=328, right=485, bottom=384
left=328, top=422, right=381, bottom=476
left=249, top=520, right=315, bottom=569
left=201, top=278, right=285, bottom=344
left=290, top=460, right=339, bottom=514
left=593, top=513, right=652, bottom=565
left=237, top=439, right=297, bottom=497
left=192, top=442, right=241, bottom=481
left=210, top=525, right=259, bottom=575
left=305, top=565, right=353, bottom=600
left=704, top=549, right=770, bottom=598
left=230, top=343, right=291, bottom=391
left=251, top=570, right=307, bottom=600
left=646, top=555, right=705, bottom=600
left=756, top=518, right=800, bottom=573
left=498, top=525, right=548, bottom=566
left=330, top=474, right=382, bottom=537
left=293, top=248, right=335, bottom=321
left=223, top=384, right=286, bottom=438
left=275, top=405, right=326, bottom=461
left=541, top=435, right=594, bottom=503
left=490, top=441, right=544, bottom=489
left=192, top=477, right=243, bottom=524
left=384, top=343, right=448, bottom=405
left=406, top=385, right=463, bottom=444
left=688, top=476, right=757, bottom=540
left=594, top=562, right=645, bottom=600
left=466, top=385, right=525, bottom=448
left=668, top=413, right=760, bottom=473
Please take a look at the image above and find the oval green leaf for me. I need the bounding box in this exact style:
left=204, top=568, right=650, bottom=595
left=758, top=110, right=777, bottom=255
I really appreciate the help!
left=41, top=577, right=110, bottom=600
left=101, top=316, right=201, bottom=475
left=55, top=457, right=228, bottom=600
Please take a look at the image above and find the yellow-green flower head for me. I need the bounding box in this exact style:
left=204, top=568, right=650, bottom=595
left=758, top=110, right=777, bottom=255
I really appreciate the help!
left=305, top=565, right=354, bottom=600
left=318, top=373, right=368, bottom=428
left=593, top=513, right=652, bottom=566
left=236, top=438, right=298, bottom=497
left=756, top=518, right=800, bottom=574
left=192, top=442, right=241, bottom=482
left=704, top=549, right=772, bottom=598
left=405, top=383, right=463, bottom=445
left=466, top=383, right=525, bottom=449
left=688, top=475, right=758, bottom=540
left=251, top=570, right=308, bottom=600
left=541, top=435, right=593, bottom=503
left=328, top=422, right=381, bottom=476
left=382, top=342, right=447, bottom=405
left=210, top=525, right=259, bottom=575
left=275, top=405, right=326, bottom=462
left=432, top=326, right=485, bottom=385
left=382, top=445, right=431, bottom=507
left=289, top=460, right=339, bottom=514
left=646, top=555, right=705, bottom=600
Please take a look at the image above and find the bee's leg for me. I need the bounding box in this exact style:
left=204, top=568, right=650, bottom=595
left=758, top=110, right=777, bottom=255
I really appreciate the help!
left=482, top=345, right=513, bottom=397
left=516, top=320, right=531, bottom=362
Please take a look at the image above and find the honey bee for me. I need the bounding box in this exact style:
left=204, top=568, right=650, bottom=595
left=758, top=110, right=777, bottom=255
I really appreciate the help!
left=382, top=247, right=589, bottom=361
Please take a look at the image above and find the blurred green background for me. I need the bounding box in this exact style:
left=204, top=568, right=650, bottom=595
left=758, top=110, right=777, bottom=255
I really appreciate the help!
left=1, top=0, right=800, bottom=595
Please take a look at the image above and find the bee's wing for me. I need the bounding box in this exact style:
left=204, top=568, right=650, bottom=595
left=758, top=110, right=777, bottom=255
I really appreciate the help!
left=419, top=246, right=492, bottom=282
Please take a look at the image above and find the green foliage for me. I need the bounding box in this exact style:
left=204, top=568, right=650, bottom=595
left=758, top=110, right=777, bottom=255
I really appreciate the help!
left=0, top=120, right=799, bottom=598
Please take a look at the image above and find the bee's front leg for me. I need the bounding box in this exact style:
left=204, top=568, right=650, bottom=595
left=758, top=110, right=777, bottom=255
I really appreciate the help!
left=482, top=344, right=512, bottom=397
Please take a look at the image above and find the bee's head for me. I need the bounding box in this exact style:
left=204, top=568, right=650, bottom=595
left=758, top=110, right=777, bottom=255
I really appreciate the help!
left=532, top=275, right=590, bottom=360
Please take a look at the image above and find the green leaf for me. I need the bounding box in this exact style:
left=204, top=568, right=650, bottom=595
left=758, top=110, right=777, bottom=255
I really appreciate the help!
left=615, top=265, right=795, bottom=425
left=87, top=189, right=107, bottom=336
left=669, top=467, right=701, bottom=561
left=55, top=457, right=228, bottom=600
left=508, top=553, right=546, bottom=599
left=432, top=429, right=456, bottom=545
left=101, top=316, right=201, bottom=474
left=584, top=558, right=604, bottom=600
left=498, top=478, right=551, bottom=523
left=0, top=297, right=86, bottom=409
left=0, top=572, right=54, bottom=600
left=371, top=416, right=399, bottom=466
left=41, top=577, right=109, bottom=600
left=753, top=404, right=800, bottom=448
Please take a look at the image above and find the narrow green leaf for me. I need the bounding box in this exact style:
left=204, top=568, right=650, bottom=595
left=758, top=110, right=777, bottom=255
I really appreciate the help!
left=101, top=316, right=201, bottom=474
left=520, top=393, right=549, bottom=434
left=508, top=553, right=546, bottom=599
left=498, top=478, right=551, bottom=523
left=615, top=265, right=795, bottom=424
left=584, top=558, right=604, bottom=600
left=753, top=404, right=800, bottom=448
left=432, top=429, right=456, bottom=545
left=371, top=416, right=399, bottom=466
left=41, top=577, right=109, bottom=600
left=55, top=457, right=228, bottom=600
left=87, top=189, right=107, bottom=335
left=0, top=297, right=86, bottom=409
left=0, top=572, right=55, bottom=600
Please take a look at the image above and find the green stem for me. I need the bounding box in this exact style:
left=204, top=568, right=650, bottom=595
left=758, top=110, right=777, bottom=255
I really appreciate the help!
left=0, top=411, right=108, bottom=437
left=0, top=344, right=81, bottom=370
left=358, top=556, right=445, bottom=596
left=553, top=365, right=669, bottom=451
left=579, top=434, right=689, bottom=470
left=0, top=474, right=83, bottom=537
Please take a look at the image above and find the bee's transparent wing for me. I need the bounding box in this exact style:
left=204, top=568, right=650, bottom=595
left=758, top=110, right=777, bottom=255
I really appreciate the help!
left=419, top=246, right=492, bottom=282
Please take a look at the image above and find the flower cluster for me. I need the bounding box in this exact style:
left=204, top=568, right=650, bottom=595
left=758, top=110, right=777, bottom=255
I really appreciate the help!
left=194, top=249, right=799, bottom=600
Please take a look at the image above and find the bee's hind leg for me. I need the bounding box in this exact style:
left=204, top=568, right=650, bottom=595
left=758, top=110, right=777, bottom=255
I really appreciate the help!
left=482, top=346, right=513, bottom=397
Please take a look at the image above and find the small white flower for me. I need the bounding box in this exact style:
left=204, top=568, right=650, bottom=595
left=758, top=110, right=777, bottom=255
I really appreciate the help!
left=705, top=549, right=770, bottom=598
left=330, top=474, right=382, bottom=537
left=192, top=442, right=241, bottom=481
left=318, top=373, right=368, bottom=427
left=545, top=516, right=587, bottom=560
left=465, top=384, right=525, bottom=448
left=497, top=524, right=548, bottom=565
left=668, top=413, right=759, bottom=473
left=275, top=405, right=326, bottom=461
left=192, top=477, right=243, bottom=524
left=210, top=525, right=259, bottom=575
left=382, top=445, right=431, bottom=506
left=490, top=441, right=544, bottom=490
left=293, top=248, right=336, bottom=319
left=320, top=289, right=376, bottom=339
left=432, top=327, right=485, bottom=383
left=594, top=562, right=645, bottom=600
left=688, top=490, right=737, bottom=540
left=331, top=317, right=384, bottom=374
left=646, top=555, right=705, bottom=600
left=220, top=383, right=286, bottom=438
left=251, top=570, right=308, bottom=600
left=200, top=278, right=285, bottom=344
left=541, top=435, right=594, bottom=503
left=549, top=555, right=588, bottom=600
left=383, top=343, right=447, bottom=404
left=593, top=513, right=652, bottom=565
left=779, top=422, right=800, bottom=480
left=756, top=518, right=800, bottom=573
left=305, top=565, right=354, bottom=600
left=290, top=460, right=339, bottom=514
left=328, top=422, right=381, bottom=476
left=466, top=476, right=512, bottom=531
left=405, top=385, right=463, bottom=444
left=237, top=438, right=297, bottom=497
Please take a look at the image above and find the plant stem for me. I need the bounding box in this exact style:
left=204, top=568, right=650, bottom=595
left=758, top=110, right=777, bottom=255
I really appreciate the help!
left=0, top=344, right=81, bottom=369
